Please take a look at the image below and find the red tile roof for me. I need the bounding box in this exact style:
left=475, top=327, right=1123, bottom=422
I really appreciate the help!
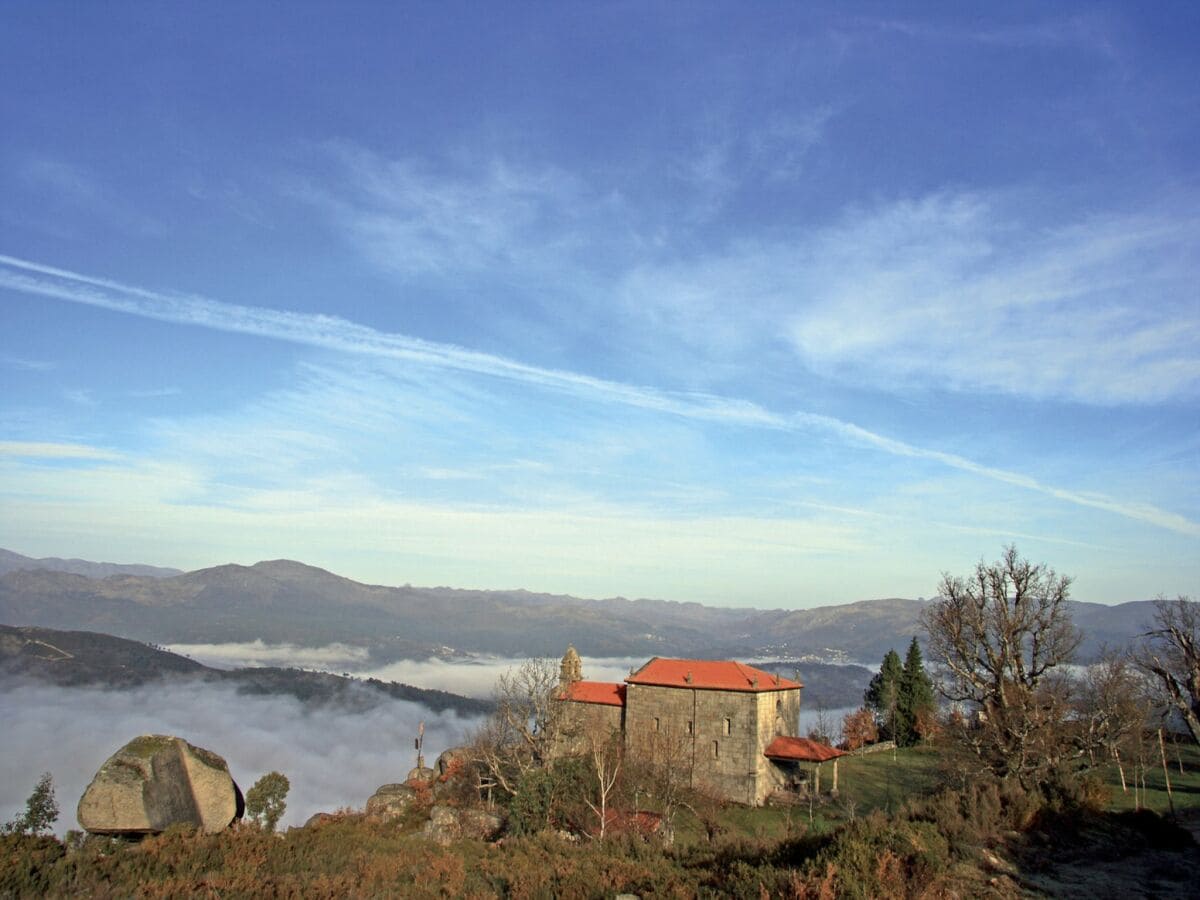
left=557, top=680, right=626, bottom=707
left=763, top=736, right=847, bottom=762
left=625, top=658, right=802, bottom=692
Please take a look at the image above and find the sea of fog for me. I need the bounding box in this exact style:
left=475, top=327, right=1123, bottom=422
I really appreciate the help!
left=1, top=641, right=855, bottom=835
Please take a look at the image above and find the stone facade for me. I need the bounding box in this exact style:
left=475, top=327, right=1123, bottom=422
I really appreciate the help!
left=556, top=649, right=802, bottom=806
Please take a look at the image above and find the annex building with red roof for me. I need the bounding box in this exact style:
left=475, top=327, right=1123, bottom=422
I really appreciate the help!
left=555, top=645, right=823, bottom=806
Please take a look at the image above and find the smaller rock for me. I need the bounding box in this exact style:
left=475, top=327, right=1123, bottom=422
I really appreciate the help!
left=303, top=812, right=339, bottom=829
left=434, top=746, right=471, bottom=777
left=459, top=807, right=503, bottom=841
left=365, top=783, right=417, bottom=821
left=406, top=765, right=436, bottom=784
left=421, top=804, right=503, bottom=845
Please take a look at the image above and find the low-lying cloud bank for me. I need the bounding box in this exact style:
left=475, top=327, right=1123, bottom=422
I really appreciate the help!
left=165, top=640, right=371, bottom=671
left=358, top=655, right=648, bottom=699
left=0, top=679, right=482, bottom=835
left=162, top=640, right=647, bottom=699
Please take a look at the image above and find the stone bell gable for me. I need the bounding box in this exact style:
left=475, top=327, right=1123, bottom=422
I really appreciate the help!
left=554, top=648, right=803, bottom=806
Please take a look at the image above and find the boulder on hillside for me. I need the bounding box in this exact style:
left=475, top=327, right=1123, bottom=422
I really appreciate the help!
left=365, top=783, right=417, bottom=821
left=302, top=811, right=344, bottom=829
left=406, top=764, right=436, bottom=784
left=421, top=804, right=503, bottom=845
left=434, top=746, right=471, bottom=777
left=77, top=735, right=243, bottom=835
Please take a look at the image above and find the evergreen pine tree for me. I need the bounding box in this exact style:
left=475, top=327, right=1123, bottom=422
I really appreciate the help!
left=863, top=649, right=904, bottom=741
left=898, top=636, right=936, bottom=746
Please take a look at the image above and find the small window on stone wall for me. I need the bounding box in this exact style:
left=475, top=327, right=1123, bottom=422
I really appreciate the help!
left=723, top=717, right=731, bottom=735
left=687, top=720, right=693, bottom=734
left=654, top=717, right=660, bottom=732
left=713, top=740, right=719, bottom=759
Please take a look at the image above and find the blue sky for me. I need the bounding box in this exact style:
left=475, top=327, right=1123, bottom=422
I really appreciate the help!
left=1, top=2, right=1197, bottom=607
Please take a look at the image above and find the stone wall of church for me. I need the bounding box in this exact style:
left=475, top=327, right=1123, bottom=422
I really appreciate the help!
left=624, top=683, right=801, bottom=806
left=552, top=700, right=624, bottom=757
left=753, top=688, right=802, bottom=803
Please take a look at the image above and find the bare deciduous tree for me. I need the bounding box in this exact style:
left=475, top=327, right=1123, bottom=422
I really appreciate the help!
left=583, top=729, right=623, bottom=840
left=1076, top=652, right=1149, bottom=791
left=471, top=657, right=576, bottom=797
left=921, top=545, right=1081, bottom=785
left=625, top=721, right=693, bottom=845
left=1135, top=595, right=1200, bottom=745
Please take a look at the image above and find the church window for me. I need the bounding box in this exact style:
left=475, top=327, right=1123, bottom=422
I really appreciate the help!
left=686, top=720, right=693, bottom=735
left=653, top=717, right=660, bottom=732
left=713, top=740, right=720, bottom=759
left=723, top=717, right=732, bottom=735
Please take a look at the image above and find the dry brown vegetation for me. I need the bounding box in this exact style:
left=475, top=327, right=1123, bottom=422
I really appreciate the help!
left=4, top=765, right=1199, bottom=899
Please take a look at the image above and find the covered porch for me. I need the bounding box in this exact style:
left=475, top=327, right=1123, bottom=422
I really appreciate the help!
left=764, top=736, right=848, bottom=798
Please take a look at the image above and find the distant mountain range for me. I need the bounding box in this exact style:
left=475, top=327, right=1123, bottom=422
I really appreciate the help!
left=0, top=548, right=1160, bottom=664
left=0, top=623, right=491, bottom=717
left=0, top=547, right=182, bottom=579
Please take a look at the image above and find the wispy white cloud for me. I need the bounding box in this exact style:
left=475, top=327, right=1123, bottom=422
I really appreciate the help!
left=786, top=194, right=1200, bottom=404
left=859, top=14, right=1117, bottom=55
left=19, top=159, right=104, bottom=205
left=14, top=157, right=165, bottom=237
left=672, top=107, right=835, bottom=217
left=62, top=388, right=97, bottom=406
left=621, top=193, right=1200, bottom=404
left=0, top=440, right=120, bottom=461
left=0, top=461, right=870, bottom=605
left=0, top=354, right=55, bottom=371
left=0, top=252, right=1195, bottom=537
left=294, top=144, right=610, bottom=279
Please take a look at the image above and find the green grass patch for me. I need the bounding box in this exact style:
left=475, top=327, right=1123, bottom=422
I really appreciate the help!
left=830, top=745, right=943, bottom=817
left=1100, top=739, right=1200, bottom=817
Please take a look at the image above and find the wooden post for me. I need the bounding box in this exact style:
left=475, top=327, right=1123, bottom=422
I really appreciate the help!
left=1158, top=728, right=1176, bottom=816
left=813, top=763, right=821, bottom=795
left=831, top=758, right=839, bottom=797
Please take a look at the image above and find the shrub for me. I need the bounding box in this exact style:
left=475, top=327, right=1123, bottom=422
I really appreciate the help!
left=2, top=773, right=58, bottom=836
left=244, top=771, right=290, bottom=832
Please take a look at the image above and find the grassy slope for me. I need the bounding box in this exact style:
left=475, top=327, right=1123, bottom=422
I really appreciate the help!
left=1102, top=738, right=1200, bottom=817
left=682, top=740, right=1200, bottom=847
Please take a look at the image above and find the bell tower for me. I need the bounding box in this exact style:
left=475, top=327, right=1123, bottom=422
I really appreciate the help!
left=560, top=644, right=583, bottom=686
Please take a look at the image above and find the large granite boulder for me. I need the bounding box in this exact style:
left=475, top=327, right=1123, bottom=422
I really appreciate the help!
left=365, top=783, right=417, bottom=821
left=78, top=735, right=243, bottom=835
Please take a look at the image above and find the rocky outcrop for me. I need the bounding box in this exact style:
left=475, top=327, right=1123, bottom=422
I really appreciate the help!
left=77, top=735, right=243, bottom=835
left=365, top=783, right=417, bottom=821
left=421, top=804, right=503, bottom=844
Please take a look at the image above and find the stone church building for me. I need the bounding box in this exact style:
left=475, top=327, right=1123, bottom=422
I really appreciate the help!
left=556, top=645, right=825, bottom=806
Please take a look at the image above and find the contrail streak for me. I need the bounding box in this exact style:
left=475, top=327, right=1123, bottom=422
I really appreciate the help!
left=2, top=252, right=1196, bottom=537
